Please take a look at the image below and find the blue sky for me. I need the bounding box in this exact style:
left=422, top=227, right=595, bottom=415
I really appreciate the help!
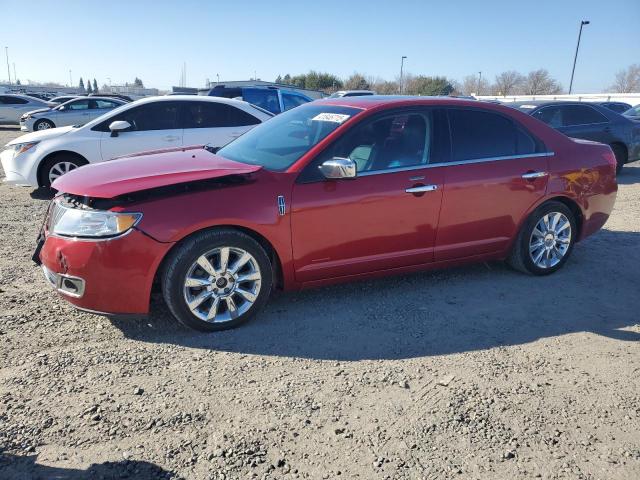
left=2, top=0, right=638, bottom=92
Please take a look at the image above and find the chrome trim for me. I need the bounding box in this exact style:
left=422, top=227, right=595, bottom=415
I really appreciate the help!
left=357, top=152, right=555, bottom=176
left=406, top=185, right=438, bottom=193
left=277, top=195, right=286, bottom=216
left=42, top=265, right=85, bottom=298
left=521, top=171, right=548, bottom=179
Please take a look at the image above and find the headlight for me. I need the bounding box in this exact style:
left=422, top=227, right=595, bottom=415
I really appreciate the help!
left=11, top=141, right=39, bottom=158
left=49, top=202, right=142, bottom=238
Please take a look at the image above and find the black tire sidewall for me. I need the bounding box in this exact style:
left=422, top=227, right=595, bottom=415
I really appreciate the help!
left=519, top=202, right=577, bottom=276
left=162, top=230, right=273, bottom=331
left=39, top=155, right=83, bottom=188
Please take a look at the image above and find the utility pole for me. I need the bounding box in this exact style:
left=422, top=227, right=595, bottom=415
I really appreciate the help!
left=569, top=20, right=590, bottom=94
left=5, top=47, right=11, bottom=85
left=12, top=63, right=16, bottom=84
left=69, top=70, right=72, bottom=87
left=216, top=73, right=220, bottom=84
left=477, top=71, right=482, bottom=95
left=399, top=56, right=407, bottom=94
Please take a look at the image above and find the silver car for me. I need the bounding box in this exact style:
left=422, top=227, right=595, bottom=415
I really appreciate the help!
left=0, top=94, right=51, bottom=125
left=20, top=96, right=126, bottom=132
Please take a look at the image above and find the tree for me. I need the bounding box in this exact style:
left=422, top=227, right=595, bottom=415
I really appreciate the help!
left=369, top=77, right=398, bottom=94
left=133, top=77, right=144, bottom=88
left=283, top=74, right=291, bottom=84
left=86, top=79, right=93, bottom=94
left=493, top=70, right=524, bottom=96
left=78, top=77, right=85, bottom=92
left=93, top=78, right=98, bottom=94
left=610, top=64, right=640, bottom=93
left=406, top=76, right=454, bottom=96
left=456, top=74, right=491, bottom=96
left=275, top=75, right=283, bottom=84
left=344, top=73, right=370, bottom=90
left=522, top=69, right=562, bottom=95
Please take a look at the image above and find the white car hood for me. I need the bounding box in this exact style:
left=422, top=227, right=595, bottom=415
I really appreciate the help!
left=6, top=125, right=76, bottom=146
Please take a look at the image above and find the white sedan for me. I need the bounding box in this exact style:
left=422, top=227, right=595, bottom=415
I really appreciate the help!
left=1, top=96, right=273, bottom=187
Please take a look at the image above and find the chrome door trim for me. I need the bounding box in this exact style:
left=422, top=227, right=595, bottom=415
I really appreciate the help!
left=521, top=171, right=548, bottom=179
left=357, top=152, right=555, bottom=177
left=406, top=185, right=438, bottom=193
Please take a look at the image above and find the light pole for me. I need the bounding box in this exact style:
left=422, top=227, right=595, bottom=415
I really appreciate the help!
left=216, top=73, right=220, bottom=84
left=12, top=63, right=16, bottom=84
left=399, top=56, right=407, bottom=94
left=5, top=47, right=11, bottom=85
left=569, top=20, right=590, bottom=94
left=69, top=70, right=72, bottom=87
left=477, top=71, right=482, bottom=95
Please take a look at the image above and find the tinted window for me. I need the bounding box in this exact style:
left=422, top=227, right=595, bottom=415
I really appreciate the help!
left=602, top=103, right=630, bottom=113
left=243, top=89, right=280, bottom=114
left=67, top=100, right=90, bottom=110
left=218, top=104, right=361, bottom=171
left=94, top=99, right=120, bottom=109
left=0, top=96, right=28, bottom=105
left=282, top=93, right=308, bottom=111
left=183, top=102, right=260, bottom=129
left=96, top=102, right=180, bottom=131
left=532, top=106, right=563, bottom=128
left=448, top=109, right=520, bottom=161
left=561, top=105, right=608, bottom=126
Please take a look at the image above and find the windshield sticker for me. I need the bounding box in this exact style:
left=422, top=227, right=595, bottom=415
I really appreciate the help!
left=312, top=113, right=351, bottom=123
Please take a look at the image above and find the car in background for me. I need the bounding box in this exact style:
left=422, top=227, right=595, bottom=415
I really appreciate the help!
left=20, top=97, right=127, bottom=132
left=0, top=94, right=51, bottom=125
left=49, top=95, right=80, bottom=105
left=38, top=97, right=617, bottom=331
left=205, top=85, right=312, bottom=114
left=507, top=101, right=640, bottom=173
left=623, top=104, right=640, bottom=120
left=1, top=96, right=273, bottom=187
left=328, top=90, right=376, bottom=98
left=598, top=101, right=632, bottom=114
left=88, top=93, right=133, bottom=102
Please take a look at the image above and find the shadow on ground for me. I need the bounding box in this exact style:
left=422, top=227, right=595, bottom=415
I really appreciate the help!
left=0, top=452, right=181, bottom=479
left=110, top=228, right=640, bottom=361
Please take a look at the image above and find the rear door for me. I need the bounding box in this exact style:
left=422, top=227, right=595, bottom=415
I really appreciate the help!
left=97, top=101, right=183, bottom=160
left=61, top=98, right=93, bottom=126
left=435, top=108, right=550, bottom=261
left=181, top=101, right=261, bottom=148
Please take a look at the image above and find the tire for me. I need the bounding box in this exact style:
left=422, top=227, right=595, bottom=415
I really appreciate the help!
left=162, top=229, right=273, bottom=331
left=610, top=144, right=627, bottom=174
left=34, top=119, right=55, bottom=131
left=39, top=154, right=86, bottom=188
left=507, top=201, right=577, bottom=275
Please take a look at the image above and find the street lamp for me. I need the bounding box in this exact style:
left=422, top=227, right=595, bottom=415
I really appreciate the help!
left=399, top=56, right=407, bottom=94
left=569, top=20, right=590, bottom=94
left=477, top=71, right=482, bottom=95
left=5, top=47, right=11, bottom=85
left=69, top=69, right=72, bottom=88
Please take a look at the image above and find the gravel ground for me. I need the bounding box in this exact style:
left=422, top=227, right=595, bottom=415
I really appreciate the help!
left=0, top=125, right=639, bottom=480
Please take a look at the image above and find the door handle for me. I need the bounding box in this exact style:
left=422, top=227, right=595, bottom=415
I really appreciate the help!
left=521, top=171, right=548, bottom=180
left=405, top=184, right=438, bottom=194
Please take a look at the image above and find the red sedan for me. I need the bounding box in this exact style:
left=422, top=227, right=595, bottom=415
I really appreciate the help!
left=37, top=97, right=617, bottom=331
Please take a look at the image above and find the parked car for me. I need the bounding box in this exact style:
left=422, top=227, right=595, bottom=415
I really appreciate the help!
left=623, top=104, right=640, bottom=120
left=508, top=101, right=640, bottom=172
left=20, top=97, right=127, bottom=132
left=49, top=95, right=80, bottom=105
left=205, top=85, right=312, bottom=114
left=328, top=90, right=376, bottom=98
left=88, top=93, right=133, bottom=102
left=598, top=101, right=632, bottom=114
left=36, top=97, right=617, bottom=332
left=1, top=96, right=273, bottom=187
left=0, top=94, right=51, bottom=125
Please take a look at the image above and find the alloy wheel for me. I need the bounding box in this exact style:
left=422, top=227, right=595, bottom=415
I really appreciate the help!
left=182, top=247, right=262, bottom=323
left=37, top=121, right=52, bottom=130
left=528, top=212, right=572, bottom=269
left=48, top=161, right=78, bottom=184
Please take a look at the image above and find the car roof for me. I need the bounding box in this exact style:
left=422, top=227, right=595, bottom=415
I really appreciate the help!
left=1, top=93, right=47, bottom=101
left=314, top=95, right=483, bottom=110
left=129, top=94, right=260, bottom=107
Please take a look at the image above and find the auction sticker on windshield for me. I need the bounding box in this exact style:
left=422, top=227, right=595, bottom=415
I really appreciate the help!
left=312, top=113, right=351, bottom=123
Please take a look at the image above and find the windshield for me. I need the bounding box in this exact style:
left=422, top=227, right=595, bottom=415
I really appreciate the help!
left=217, top=104, right=362, bottom=171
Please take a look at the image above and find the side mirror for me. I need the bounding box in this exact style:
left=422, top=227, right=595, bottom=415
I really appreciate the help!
left=58, top=105, right=66, bottom=111
left=109, top=120, right=131, bottom=137
left=318, top=157, right=357, bottom=180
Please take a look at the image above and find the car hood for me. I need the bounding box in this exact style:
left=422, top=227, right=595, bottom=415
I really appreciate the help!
left=6, top=125, right=75, bottom=145
left=25, top=107, right=52, bottom=116
left=52, top=146, right=262, bottom=198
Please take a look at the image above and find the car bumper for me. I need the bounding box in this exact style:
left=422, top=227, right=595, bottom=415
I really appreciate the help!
left=0, top=147, right=40, bottom=187
left=39, top=229, right=174, bottom=315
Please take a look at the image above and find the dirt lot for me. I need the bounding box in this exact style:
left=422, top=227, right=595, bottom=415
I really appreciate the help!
left=0, top=125, right=638, bottom=480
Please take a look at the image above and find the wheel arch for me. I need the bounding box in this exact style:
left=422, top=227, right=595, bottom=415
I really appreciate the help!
left=152, top=224, right=285, bottom=296
left=37, top=150, right=89, bottom=187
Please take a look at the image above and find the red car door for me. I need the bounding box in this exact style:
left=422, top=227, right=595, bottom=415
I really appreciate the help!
left=435, top=108, right=551, bottom=261
left=291, top=110, right=446, bottom=283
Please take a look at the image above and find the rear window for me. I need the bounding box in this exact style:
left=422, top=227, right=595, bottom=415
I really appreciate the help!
left=183, top=102, right=260, bottom=129
left=448, top=109, right=537, bottom=161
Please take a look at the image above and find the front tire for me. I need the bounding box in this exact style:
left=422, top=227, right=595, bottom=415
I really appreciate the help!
left=39, top=154, right=86, bottom=188
left=507, top=201, right=577, bottom=275
left=34, top=119, right=55, bottom=131
left=610, top=143, right=627, bottom=174
left=162, top=229, right=273, bottom=331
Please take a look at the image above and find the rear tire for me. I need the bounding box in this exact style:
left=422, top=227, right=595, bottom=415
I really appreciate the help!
left=34, top=119, right=55, bottom=131
left=39, top=154, right=87, bottom=188
left=610, top=143, right=627, bottom=174
left=162, top=229, right=273, bottom=332
left=507, top=201, right=577, bottom=275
